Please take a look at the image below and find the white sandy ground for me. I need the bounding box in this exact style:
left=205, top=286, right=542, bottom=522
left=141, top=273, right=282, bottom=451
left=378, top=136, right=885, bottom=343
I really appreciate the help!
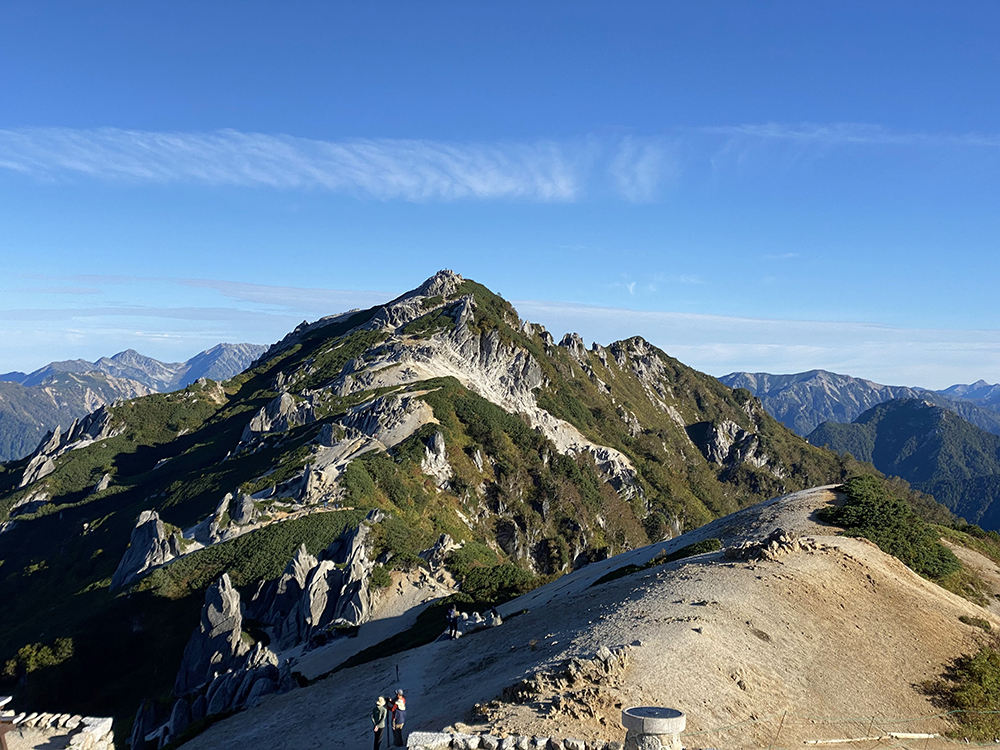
left=170, top=487, right=1000, bottom=749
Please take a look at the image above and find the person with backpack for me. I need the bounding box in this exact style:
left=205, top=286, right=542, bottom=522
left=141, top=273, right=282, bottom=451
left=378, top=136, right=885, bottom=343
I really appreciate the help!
left=389, top=689, right=406, bottom=746
left=371, top=696, right=387, bottom=750
left=447, top=604, right=459, bottom=639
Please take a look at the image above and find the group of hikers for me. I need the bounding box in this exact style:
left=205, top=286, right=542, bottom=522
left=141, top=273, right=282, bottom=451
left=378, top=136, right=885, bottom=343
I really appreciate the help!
left=371, top=689, right=406, bottom=750
left=446, top=604, right=500, bottom=639
left=370, top=604, right=503, bottom=747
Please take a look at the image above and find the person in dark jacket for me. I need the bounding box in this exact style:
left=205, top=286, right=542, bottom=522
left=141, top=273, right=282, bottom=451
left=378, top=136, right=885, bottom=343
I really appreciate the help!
left=389, top=689, right=406, bottom=746
left=371, top=696, right=387, bottom=750
left=447, top=605, right=459, bottom=639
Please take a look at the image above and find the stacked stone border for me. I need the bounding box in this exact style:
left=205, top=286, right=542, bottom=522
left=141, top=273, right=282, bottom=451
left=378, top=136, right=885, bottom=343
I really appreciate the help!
left=407, top=732, right=623, bottom=750
left=8, top=713, right=113, bottom=749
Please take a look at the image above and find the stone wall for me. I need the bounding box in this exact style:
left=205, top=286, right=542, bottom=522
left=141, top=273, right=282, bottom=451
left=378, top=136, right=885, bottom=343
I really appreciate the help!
left=406, top=731, right=622, bottom=750
left=7, top=714, right=113, bottom=750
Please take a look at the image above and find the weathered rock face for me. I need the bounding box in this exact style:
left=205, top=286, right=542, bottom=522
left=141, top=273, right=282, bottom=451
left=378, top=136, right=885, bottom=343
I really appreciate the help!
left=247, top=518, right=381, bottom=652
left=129, top=699, right=166, bottom=750
left=229, top=494, right=257, bottom=526
left=18, top=405, right=120, bottom=488
left=419, top=533, right=459, bottom=569
left=110, top=510, right=182, bottom=591
left=8, top=488, right=50, bottom=518
left=240, top=392, right=315, bottom=443
left=20, top=451, right=56, bottom=487
left=690, top=419, right=783, bottom=478
left=559, top=333, right=588, bottom=361
left=185, top=493, right=232, bottom=546
left=91, top=472, right=112, bottom=494
left=174, top=574, right=250, bottom=696
left=421, top=431, right=453, bottom=489
left=272, top=522, right=378, bottom=649
left=152, top=643, right=286, bottom=747
left=339, top=394, right=435, bottom=448
left=248, top=543, right=318, bottom=624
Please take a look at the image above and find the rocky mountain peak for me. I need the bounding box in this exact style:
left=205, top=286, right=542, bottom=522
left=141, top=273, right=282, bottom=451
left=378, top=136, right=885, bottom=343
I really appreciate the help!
left=412, top=268, right=464, bottom=298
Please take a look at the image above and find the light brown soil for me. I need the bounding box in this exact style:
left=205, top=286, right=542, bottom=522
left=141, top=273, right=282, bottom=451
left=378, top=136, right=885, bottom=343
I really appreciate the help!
left=942, top=540, right=1000, bottom=617
left=182, top=487, right=1000, bottom=750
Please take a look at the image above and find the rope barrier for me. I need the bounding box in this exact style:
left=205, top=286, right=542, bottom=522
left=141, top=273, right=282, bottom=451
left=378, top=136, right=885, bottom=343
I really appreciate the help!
left=677, top=708, right=1000, bottom=748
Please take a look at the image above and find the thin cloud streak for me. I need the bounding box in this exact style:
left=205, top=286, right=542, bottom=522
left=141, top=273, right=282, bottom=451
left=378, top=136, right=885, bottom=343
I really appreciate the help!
left=1, top=124, right=997, bottom=202
left=702, top=122, right=1000, bottom=148
left=515, top=300, right=1000, bottom=389
left=0, top=128, right=587, bottom=202
left=608, top=137, right=674, bottom=202
left=0, top=305, right=298, bottom=323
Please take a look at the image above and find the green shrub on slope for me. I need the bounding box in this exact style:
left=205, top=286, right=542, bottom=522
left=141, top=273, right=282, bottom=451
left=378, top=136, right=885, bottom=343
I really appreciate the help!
left=926, top=646, right=1000, bottom=740
left=822, top=476, right=960, bottom=580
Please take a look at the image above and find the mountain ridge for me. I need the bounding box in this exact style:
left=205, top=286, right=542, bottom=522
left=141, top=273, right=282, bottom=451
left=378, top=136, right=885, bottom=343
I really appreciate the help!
left=0, top=343, right=266, bottom=462
left=0, top=271, right=884, bottom=744
left=720, top=368, right=1000, bottom=437
left=807, top=398, right=1000, bottom=528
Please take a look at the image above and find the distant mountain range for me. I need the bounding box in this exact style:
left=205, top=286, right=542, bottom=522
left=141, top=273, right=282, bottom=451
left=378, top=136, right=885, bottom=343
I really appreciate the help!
left=807, top=398, right=1000, bottom=528
left=0, top=344, right=266, bottom=462
left=719, top=369, right=1000, bottom=437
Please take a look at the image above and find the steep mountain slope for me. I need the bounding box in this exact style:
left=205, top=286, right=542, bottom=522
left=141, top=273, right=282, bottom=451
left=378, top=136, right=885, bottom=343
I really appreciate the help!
left=720, top=369, right=1000, bottom=437
left=941, top=380, right=1000, bottom=410
left=181, top=486, right=1000, bottom=750
left=0, top=372, right=154, bottom=463
left=0, top=344, right=266, bottom=462
left=0, top=271, right=856, bottom=740
left=808, top=399, right=1000, bottom=527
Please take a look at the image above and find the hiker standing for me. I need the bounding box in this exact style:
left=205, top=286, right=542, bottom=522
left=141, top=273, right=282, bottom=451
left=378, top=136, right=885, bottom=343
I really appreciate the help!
left=371, top=696, right=387, bottom=750
left=447, top=604, right=459, bottom=639
left=390, top=689, right=406, bottom=746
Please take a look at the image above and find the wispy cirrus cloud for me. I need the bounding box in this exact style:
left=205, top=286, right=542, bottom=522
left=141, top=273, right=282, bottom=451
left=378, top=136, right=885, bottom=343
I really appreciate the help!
left=0, top=127, right=588, bottom=202
left=702, top=122, right=1000, bottom=148
left=608, top=136, right=675, bottom=202
left=1, top=122, right=996, bottom=203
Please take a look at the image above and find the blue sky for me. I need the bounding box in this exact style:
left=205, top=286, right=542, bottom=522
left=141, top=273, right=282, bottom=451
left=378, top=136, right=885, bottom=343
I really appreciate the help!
left=1, top=2, right=999, bottom=388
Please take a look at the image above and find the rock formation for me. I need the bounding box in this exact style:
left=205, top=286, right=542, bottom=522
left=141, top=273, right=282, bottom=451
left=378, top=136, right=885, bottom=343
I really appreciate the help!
left=229, top=494, right=257, bottom=526
left=422, top=431, right=453, bottom=488
left=247, top=543, right=318, bottom=625
left=19, top=405, right=119, bottom=488
left=174, top=574, right=251, bottom=696
left=240, top=392, right=315, bottom=443
left=420, top=534, right=459, bottom=568
left=271, top=521, right=378, bottom=649
left=110, top=510, right=182, bottom=590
